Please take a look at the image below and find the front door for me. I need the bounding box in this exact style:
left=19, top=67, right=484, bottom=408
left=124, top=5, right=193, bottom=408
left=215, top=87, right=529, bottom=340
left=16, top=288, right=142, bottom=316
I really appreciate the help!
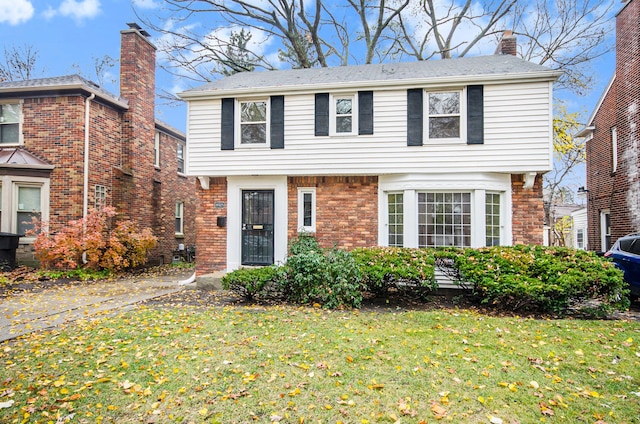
left=242, top=190, right=274, bottom=265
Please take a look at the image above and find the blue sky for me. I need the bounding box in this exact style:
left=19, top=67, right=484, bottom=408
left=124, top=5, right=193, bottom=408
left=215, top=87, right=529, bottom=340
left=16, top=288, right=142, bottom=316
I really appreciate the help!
left=0, top=0, right=617, bottom=190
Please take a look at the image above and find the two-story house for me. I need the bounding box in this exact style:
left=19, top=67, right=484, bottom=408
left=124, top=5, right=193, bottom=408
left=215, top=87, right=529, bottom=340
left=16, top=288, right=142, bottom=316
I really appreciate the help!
left=180, top=35, right=560, bottom=277
left=579, top=0, right=639, bottom=252
left=0, top=23, right=196, bottom=266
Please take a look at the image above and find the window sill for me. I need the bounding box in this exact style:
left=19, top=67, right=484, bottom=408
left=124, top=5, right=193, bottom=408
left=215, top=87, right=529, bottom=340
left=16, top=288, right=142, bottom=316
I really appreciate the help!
left=175, top=233, right=185, bottom=239
left=177, top=172, right=187, bottom=178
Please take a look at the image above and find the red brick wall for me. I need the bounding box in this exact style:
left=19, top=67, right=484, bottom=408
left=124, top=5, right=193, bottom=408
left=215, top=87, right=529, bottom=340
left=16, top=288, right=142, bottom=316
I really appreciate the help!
left=195, top=177, right=228, bottom=275
left=586, top=84, right=616, bottom=251
left=287, top=176, right=378, bottom=249
left=15, top=27, right=196, bottom=266
left=586, top=0, right=640, bottom=250
left=511, top=173, right=544, bottom=245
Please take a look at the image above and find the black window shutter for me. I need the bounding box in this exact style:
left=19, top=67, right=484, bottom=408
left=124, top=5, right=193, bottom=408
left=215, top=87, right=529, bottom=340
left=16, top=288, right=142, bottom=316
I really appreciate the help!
left=467, top=85, right=484, bottom=145
left=315, top=93, right=329, bottom=136
left=221, top=98, right=235, bottom=150
left=407, top=89, right=423, bottom=146
left=358, top=91, right=374, bottom=135
left=270, top=95, right=285, bottom=149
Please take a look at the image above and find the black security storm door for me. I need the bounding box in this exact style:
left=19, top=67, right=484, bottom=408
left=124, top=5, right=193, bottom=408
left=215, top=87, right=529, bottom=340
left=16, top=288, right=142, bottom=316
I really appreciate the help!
left=241, top=190, right=275, bottom=265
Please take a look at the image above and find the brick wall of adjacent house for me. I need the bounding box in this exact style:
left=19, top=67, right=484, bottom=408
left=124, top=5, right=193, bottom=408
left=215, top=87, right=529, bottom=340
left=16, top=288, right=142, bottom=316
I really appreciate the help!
left=511, top=174, right=544, bottom=245
left=585, top=0, right=640, bottom=250
left=586, top=85, right=616, bottom=251
left=15, top=26, right=196, bottom=266
left=287, top=176, right=379, bottom=249
left=612, top=0, right=640, bottom=241
left=195, top=178, right=228, bottom=275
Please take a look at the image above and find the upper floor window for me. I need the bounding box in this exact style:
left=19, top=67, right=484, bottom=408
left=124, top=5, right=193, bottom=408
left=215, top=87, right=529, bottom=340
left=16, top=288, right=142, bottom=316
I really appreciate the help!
left=240, top=100, right=268, bottom=145
left=427, top=91, right=461, bottom=139
left=154, top=132, right=160, bottom=168
left=0, top=103, right=20, bottom=145
left=177, top=141, right=185, bottom=174
left=331, top=94, right=356, bottom=135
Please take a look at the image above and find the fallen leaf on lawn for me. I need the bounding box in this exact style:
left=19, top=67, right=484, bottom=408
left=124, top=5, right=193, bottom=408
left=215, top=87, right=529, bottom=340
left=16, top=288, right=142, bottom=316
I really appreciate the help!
left=430, top=402, right=446, bottom=419
left=539, top=402, right=554, bottom=416
left=530, top=381, right=539, bottom=389
left=0, top=400, right=15, bottom=408
left=489, top=417, right=503, bottom=424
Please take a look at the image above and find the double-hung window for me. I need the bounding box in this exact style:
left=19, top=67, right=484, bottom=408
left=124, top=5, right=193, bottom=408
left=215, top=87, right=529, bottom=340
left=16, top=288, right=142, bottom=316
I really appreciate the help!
left=175, top=202, right=184, bottom=236
left=427, top=91, right=461, bottom=139
left=331, top=94, right=356, bottom=135
left=177, top=141, right=185, bottom=173
left=297, top=188, right=316, bottom=233
left=239, top=100, right=268, bottom=145
left=16, top=185, right=41, bottom=234
left=0, top=103, right=20, bottom=145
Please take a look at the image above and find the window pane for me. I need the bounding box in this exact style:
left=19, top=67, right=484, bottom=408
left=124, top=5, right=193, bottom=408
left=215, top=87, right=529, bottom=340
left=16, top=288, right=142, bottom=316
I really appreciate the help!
left=418, top=192, right=470, bottom=247
left=18, top=187, right=41, bottom=211
left=303, top=193, right=312, bottom=227
left=429, top=117, right=460, bottom=138
left=485, top=193, right=501, bottom=246
left=336, top=98, right=352, bottom=115
left=18, top=212, right=39, bottom=234
left=1, top=104, right=19, bottom=123
left=429, top=92, right=459, bottom=115
left=241, top=123, right=267, bottom=144
left=388, top=193, right=404, bottom=247
left=241, top=101, right=267, bottom=122
left=336, top=116, right=352, bottom=133
left=0, top=123, right=19, bottom=143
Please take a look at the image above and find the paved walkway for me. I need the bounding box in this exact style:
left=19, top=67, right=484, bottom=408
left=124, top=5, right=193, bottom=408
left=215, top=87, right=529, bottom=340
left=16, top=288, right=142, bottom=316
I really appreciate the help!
left=0, top=271, right=193, bottom=343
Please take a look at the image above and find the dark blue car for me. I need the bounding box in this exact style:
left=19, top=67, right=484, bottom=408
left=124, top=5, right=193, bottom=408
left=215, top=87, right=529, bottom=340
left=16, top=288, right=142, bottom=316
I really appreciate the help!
left=605, top=233, right=640, bottom=297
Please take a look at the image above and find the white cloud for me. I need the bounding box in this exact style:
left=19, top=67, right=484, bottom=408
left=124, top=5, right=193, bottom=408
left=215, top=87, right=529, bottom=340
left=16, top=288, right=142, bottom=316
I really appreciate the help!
left=45, top=0, right=101, bottom=21
left=0, top=0, right=34, bottom=25
left=132, top=0, right=160, bottom=9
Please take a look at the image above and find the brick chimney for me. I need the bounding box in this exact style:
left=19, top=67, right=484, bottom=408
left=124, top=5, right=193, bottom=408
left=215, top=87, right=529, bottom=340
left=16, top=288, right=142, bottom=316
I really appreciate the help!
left=495, top=30, right=517, bottom=56
left=117, top=23, right=156, bottom=224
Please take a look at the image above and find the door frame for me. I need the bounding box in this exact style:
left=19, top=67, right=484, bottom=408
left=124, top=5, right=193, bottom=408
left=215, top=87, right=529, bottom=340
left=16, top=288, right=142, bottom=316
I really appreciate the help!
left=227, top=176, right=288, bottom=271
left=241, top=189, right=275, bottom=265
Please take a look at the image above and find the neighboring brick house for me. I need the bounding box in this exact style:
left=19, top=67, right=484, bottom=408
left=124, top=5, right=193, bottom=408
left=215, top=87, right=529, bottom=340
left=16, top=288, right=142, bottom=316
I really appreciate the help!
left=0, top=23, right=196, bottom=265
left=579, top=0, right=639, bottom=252
left=180, top=34, right=560, bottom=277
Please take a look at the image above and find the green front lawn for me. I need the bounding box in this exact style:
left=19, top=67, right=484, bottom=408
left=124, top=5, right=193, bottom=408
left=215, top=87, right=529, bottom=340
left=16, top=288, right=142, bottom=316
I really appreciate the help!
left=1, top=305, right=639, bottom=423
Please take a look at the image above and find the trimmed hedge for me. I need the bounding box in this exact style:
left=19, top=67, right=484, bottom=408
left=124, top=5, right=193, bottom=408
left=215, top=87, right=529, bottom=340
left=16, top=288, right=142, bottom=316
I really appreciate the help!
left=450, top=245, right=629, bottom=316
left=221, top=241, right=630, bottom=315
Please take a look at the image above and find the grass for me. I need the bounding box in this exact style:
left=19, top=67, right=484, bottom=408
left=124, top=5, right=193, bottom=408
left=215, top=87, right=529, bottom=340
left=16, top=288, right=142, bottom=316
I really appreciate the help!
left=1, top=305, right=639, bottom=423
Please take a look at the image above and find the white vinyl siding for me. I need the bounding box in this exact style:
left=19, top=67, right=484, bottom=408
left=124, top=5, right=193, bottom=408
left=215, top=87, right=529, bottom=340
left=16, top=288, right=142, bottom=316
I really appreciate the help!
left=186, top=81, right=553, bottom=176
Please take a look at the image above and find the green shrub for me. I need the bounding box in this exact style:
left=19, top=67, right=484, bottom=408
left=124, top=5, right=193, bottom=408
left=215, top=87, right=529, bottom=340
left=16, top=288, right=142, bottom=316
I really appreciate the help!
left=285, top=248, right=364, bottom=308
left=221, top=265, right=285, bottom=300
left=288, top=232, right=322, bottom=256
left=451, top=245, right=629, bottom=315
left=351, top=247, right=437, bottom=297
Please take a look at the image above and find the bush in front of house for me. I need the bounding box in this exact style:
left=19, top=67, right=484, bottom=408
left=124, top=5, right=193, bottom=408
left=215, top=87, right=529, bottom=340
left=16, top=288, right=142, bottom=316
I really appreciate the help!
left=351, top=247, right=438, bottom=297
left=29, top=207, right=157, bottom=272
left=221, top=265, right=284, bottom=300
left=450, top=245, right=630, bottom=316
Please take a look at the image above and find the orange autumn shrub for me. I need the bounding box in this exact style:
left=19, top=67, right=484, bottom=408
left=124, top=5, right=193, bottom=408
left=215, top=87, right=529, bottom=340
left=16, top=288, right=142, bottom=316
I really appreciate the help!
left=28, top=207, right=157, bottom=271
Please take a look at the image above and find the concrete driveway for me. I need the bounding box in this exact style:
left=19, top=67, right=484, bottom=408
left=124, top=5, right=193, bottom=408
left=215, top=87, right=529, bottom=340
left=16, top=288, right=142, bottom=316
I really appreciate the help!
left=0, top=271, right=192, bottom=343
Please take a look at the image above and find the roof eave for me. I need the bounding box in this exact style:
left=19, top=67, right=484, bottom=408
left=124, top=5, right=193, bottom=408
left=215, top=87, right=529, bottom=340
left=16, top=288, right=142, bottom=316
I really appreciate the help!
left=179, top=70, right=562, bottom=100
left=0, top=84, right=129, bottom=110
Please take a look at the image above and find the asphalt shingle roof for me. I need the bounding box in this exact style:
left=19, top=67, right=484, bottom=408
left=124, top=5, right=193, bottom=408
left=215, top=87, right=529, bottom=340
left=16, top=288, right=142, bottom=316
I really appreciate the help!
left=182, top=55, right=559, bottom=96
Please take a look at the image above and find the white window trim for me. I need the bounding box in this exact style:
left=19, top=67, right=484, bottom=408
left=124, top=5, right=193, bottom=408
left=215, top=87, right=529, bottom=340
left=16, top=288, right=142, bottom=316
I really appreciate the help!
left=425, top=88, right=466, bottom=143
left=175, top=202, right=184, bottom=236
left=329, top=93, right=358, bottom=136
left=600, top=209, right=611, bottom=251
left=611, top=126, right=618, bottom=173
left=235, top=98, right=270, bottom=148
left=95, top=185, right=107, bottom=210
left=0, top=176, right=50, bottom=242
left=378, top=173, right=511, bottom=248
left=0, top=99, right=24, bottom=146
left=177, top=141, right=186, bottom=175
left=154, top=131, right=160, bottom=168
left=297, top=187, right=316, bottom=233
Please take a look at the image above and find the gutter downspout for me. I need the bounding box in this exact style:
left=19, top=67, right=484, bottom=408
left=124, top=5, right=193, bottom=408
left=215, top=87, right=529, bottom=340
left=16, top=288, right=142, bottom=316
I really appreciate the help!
left=83, top=93, right=95, bottom=223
